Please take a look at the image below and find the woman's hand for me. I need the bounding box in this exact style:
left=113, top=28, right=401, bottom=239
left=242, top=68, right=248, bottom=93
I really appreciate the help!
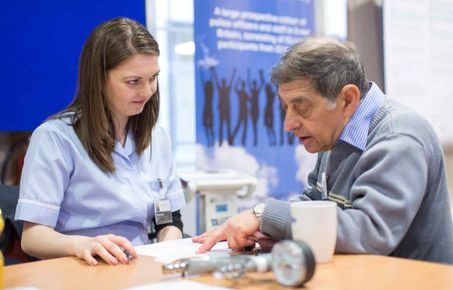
left=21, top=222, right=137, bottom=266
left=73, top=234, right=138, bottom=266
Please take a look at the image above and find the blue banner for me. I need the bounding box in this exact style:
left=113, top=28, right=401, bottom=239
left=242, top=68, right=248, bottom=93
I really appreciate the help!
left=194, top=0, right=317, bottom=206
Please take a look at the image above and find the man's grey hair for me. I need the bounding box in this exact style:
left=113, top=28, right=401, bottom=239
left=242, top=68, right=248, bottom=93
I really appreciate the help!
left=271, top=37, right=369, bottom=102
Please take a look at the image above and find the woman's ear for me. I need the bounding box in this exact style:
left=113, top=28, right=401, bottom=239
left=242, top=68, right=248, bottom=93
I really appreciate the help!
left=340, top=84, right=361, bottom=118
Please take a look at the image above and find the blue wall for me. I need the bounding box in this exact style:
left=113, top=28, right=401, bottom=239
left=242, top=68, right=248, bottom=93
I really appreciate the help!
left=0, top=1, right=145, bottom=131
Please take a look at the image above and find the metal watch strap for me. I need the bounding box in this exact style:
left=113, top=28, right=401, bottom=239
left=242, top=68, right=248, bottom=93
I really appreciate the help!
left=252, top=202, right=266, bottom=221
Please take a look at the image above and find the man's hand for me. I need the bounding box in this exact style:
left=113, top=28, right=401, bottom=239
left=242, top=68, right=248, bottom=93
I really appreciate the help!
left=251, top=231, right=278, bottom=252
left=193, top=210, right=260, bottom=253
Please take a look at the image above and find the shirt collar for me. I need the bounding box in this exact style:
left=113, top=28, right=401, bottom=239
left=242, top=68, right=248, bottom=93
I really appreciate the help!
left=114, top=130, right=136, bottom=158
left=338, top=82, right=385, bottom=151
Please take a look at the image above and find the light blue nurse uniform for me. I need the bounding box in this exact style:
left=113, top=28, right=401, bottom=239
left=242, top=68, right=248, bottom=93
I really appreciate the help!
left=15, top=114, right=186, bottom=246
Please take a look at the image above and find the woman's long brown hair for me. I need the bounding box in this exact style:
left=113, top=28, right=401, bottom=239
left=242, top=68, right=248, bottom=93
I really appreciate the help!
left=54, top=17, right=160, bottom=172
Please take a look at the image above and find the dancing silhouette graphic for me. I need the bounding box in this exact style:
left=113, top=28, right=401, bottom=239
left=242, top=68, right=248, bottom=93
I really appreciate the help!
left=248, top=68, right=264, bottom=147
left=232, top=77, right=250, bottom=146
left=200, top=66, right=215, bottom=146
left=262, top=71, right=277, bottom=146
left=211, top=66, right=236, bottom=146
left=279, top=102, right=296, bottom=146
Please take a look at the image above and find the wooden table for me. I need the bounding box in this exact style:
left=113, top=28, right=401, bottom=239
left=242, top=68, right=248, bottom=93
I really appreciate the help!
left=5, top=254, right=453, bottom=290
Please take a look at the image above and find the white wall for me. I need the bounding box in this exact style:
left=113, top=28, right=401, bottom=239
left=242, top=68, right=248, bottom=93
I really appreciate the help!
left=348, top=0, right=453, bottom=211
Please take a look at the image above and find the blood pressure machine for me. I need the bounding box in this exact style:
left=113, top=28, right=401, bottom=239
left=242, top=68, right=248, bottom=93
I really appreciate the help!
left=180, top=170, right=257, bottom=234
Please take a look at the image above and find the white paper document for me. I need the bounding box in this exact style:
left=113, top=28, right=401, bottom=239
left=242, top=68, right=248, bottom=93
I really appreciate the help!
left=124, top=280, right=232, bottom=290
left=135, top=238, right=231, bottom=263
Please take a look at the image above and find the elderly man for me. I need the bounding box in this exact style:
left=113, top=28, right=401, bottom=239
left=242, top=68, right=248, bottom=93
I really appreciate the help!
left=193, top=37, right=453, bottom=264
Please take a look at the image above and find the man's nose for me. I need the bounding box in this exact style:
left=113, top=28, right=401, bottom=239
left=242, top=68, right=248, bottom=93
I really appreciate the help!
left=284, top=109, right=300, bottom=132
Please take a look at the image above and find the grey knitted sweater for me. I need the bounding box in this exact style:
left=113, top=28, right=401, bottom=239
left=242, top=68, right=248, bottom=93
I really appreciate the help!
left=260, top=88, right=453, bottom=264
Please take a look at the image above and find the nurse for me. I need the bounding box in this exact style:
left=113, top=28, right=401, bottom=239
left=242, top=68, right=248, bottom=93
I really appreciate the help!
left=15, top=17, right=185, bottom=266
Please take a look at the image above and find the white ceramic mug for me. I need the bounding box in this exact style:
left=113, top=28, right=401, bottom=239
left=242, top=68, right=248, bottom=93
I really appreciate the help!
left=290, top=200, right=337, bottom=263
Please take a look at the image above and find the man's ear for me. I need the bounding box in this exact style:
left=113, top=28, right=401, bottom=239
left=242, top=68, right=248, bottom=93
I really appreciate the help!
left=340, top=84, right=361, bottom=118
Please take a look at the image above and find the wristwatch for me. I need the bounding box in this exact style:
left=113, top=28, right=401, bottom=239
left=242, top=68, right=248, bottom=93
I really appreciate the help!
left=252, top=202, right=266, bottom=222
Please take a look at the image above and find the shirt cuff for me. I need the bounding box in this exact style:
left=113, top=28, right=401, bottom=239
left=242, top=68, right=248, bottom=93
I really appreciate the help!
left=260, top=198, right=292, bottom=240
left=15, top=199, right=59, bottom=227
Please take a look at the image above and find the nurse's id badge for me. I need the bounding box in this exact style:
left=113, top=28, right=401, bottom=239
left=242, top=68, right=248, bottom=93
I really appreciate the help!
left=154, top=199, right=173, bottom=225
